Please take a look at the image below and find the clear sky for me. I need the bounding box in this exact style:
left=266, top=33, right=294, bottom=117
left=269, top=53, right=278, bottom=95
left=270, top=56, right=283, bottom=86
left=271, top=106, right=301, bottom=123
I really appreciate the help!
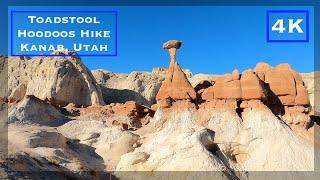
left=82, top=6, right=314, bottom=74
left=6, top=6, right=315, bottom=74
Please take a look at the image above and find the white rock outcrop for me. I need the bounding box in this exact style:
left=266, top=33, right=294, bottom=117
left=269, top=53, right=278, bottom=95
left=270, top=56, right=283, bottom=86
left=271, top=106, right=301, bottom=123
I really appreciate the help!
left=236, top=106, right=314, bottom=171
left=92, top=70, right=163, bottom=107
left=116, top=110, right=239, bottom=179
left=7, top=125, right=109, bottom=179
left=8, top=56, right=104, bottom=107
left=8, top=95, right=68, bottom=127
left=58, top=120, right=140, bottom=171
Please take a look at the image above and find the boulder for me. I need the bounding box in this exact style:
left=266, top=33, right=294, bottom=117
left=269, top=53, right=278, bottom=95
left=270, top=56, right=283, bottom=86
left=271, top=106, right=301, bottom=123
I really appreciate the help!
left=8, top=55, right=105, bottom=107
left=8, top=95, right=68, bottom=127
left=240, top=70, right=266, bottom=100
left=254, top=62, right=273, bottom=74
left=8, top=83, right=27, bottom=103
left=58, top=120, right=140, bottom=171
left=254, top=62, right=273, bottom=81
left=163, top=40, right=182, bottom=49
left=201, top=86, right=215, bottom=101
left=7, top=125, right=110, bottom=178
left=264, top=63, right=310, bottom=106
left=295, top=84, right=310, bottom=105
left=232, top=69, right=240, bottom=80
left=265, top=69, right=296, bottom=97
left=214, top=75, right=241, bottom=99
left=91, top=69, right=115, bottom=84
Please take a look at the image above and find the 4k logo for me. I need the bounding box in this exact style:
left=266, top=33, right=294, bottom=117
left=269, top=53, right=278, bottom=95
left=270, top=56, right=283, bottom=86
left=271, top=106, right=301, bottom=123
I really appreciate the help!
left=272, top=19, right=304, bottom=33
left=267, top=10, right=309, bottom=42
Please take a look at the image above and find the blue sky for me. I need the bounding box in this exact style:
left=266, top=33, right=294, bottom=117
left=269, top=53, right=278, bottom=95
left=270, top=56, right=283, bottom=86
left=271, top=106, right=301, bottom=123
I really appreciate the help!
left=8, top=6, right=315, bottom=74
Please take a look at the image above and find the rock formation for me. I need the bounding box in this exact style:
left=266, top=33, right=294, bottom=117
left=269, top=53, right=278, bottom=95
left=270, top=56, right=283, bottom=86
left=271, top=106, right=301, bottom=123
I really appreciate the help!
left=255, top=63, right=311, bottom=129
left=71, top=101, right=154, bottom=130
left=156, top=40, right=197, bottom=108
left=58, top=120, right=140, bottom=171
left=150, top=41, right=316, bottom=173
left=8, top=95, right=68, bottom=127
left=152, top=67, right=193, bottom=78
left=301, top=71, right=319, bottom=114
left=7, top=51, right=104, bottom=107
left=116, top=109, right=239, bottom=178
left=92, top=70, right=163, bottom=107
left=1, top=41, right=319, bottom=179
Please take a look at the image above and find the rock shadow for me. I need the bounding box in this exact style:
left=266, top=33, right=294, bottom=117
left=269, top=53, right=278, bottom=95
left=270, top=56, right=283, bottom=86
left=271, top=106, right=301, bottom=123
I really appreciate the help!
left=203, top=129, right=240, bottom=180
left=99, top=85, right=151, bottom=107
left=263, top=83, right=285, bottom=117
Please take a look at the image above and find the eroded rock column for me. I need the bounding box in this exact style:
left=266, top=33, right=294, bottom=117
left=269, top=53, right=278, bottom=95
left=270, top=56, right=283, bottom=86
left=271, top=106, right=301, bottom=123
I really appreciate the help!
left=155, top=40, right=197, bottom=109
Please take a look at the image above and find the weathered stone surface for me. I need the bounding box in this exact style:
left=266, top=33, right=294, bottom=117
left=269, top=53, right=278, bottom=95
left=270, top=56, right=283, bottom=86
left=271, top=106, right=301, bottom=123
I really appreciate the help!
left=152, top=67, right=193, bottom=78
left=275, top=63, right=292, bottom=71
left=58, top=120, right=140, bottom=171
left=8, top=95, right=68, bottom=127
left=116, top=109, right=238, bottom=178
left=214, top=75, right=241, bottom=99
left=236, top=106, right=314, bottom=171
left=232, top=69, right=240, bottom=80
left=8, top=84, right=27, bottom=103
left=189, top=73, right=220, bottom=87
left=156, top=98, right=172, bottom=108
left=254, top=62, right=273, bottom=81
left=265, top=69, right=296, bottom=97
left=156, top=61, right=197, bottom=101
left=7, top=125, right=111, bottom=178
left=201, top=86, right=215, bottom=101
left=164, top=62, right=196, bottom=100
left=163, top=40, right=182, bottom=49
left=93, top=70, right=163, bottom=107
left=206, top=109, right=242, bottom=153
left=8, top=55, right=104, bottom=107
left=263, top=63, right=310, bottom=106
left=75, top=101, right=154, bottom=130
left=194, top=80, right=213, bottom=94
left=295, top=84, right=310, bottom=105
left=239, top=100, right=265, bottom=109
left=282, top=106, right=311, bottom=128
left=199, top=99, right=238, bottom=110
left=301, top=71, right=320, bottom=113
left=156, top=41, right=197, bottom=105
left=240, top=70, right=266, bottom=100
left=91, top=69, right=115, bottom=84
